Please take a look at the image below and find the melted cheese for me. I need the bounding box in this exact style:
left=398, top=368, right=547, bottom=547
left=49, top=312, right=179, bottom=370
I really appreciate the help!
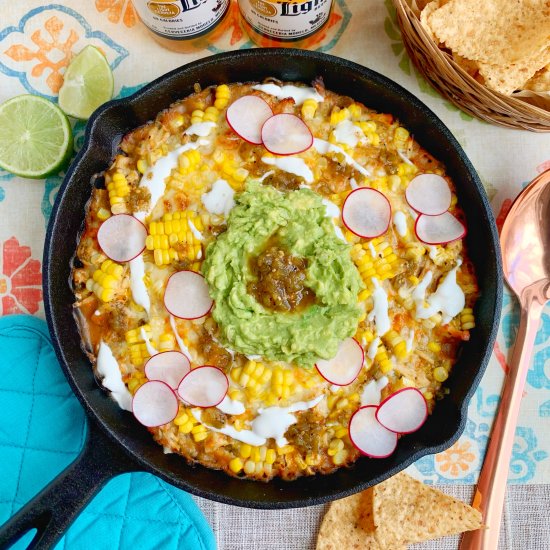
left=251, top=83, right=323, bottom=105
left=96, top=341, right=133, bottom=411
left=261, top=155, right=314, bottom=183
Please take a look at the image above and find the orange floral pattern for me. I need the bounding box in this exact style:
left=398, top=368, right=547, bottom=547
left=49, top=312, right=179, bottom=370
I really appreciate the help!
left=435, top=440, right=476, bottom=478
left=0, top=237, right=42, bottom=315
left=95, top=0, right=137, bottom=27
left=4, top=16, right=78, bottom=93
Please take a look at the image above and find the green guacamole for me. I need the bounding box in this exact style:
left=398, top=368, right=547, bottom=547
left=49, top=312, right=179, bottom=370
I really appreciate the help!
left=202, top=181, right=363, bottom=367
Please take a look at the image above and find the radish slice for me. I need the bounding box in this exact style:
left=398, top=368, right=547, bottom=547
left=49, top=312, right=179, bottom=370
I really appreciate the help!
left=261, top=114, right=313, bottom=155
left=164, top=270, right=213, bottom=320
left=316, top=337, right=364, bottom=386
left=348, top=405, right=398, bottom=458
left=144, top=351, right=191, bottom=390
left=132, top=380, right=178, bottom=427
left=97, top=214, right=147, bottom=262
left=226, top=95, right=273, bottom=144
left=177, top=365, right=229, bottom=408
left=406, top=174, right=452, bottom=215
left=342, top=187, right=392, bottom=238
left=414, top=212, right=466, bottom=244
left=376, top=388, right=428, bottom=434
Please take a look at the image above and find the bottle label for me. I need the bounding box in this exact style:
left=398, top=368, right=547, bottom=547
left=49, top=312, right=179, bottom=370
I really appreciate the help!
left=133, top=0, right=229, bottom=39
left=239, top=0, right=332, bottom=40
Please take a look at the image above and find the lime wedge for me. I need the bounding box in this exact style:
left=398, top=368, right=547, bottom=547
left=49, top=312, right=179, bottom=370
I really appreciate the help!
left=0, top=95, right=73, bottom=179
left=58, top=45, right=114, bottom=120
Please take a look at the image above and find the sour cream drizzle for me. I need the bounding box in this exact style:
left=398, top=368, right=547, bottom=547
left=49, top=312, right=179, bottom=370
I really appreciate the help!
left=367, top=336, right=381, bottom=360
left=251, top=83, right=323, bottom=105
left=261, top=155, right=314, bottom=183
left=129, top=254, right=150, bottom=316
left=313, top=139, right=371, bottom=177
left=368, top=278, right=390, bottom=336
left=405, top=329, right=415, bottom=353
left=96, top=341, right=133, bottom=411
left=360, top=376, right=389, bottom=406
left=201, top=178, right=235, bottom=217
left=333, top=120, right=366, bottom=148
left=416, top=261, right=465, bottom=323
left=184, top=121, right=216, bottom=137
left=192, top=394, right=324, bottom=447
left=140, top=327, right=157, bottom=356
left=321, top=198, right=346, bottom=242
left=397, top=150, right=414, bottom=166
left=187, top=218, right=203, bottom=241
left=136, top=139, right=208, bottom=222
left=216, top=395, right=246, bottom=415
left=392, top=211, right=408, bottom=237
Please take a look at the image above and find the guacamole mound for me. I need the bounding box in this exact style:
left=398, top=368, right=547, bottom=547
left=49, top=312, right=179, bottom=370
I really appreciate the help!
left=202, top=181, right=363, bottom=367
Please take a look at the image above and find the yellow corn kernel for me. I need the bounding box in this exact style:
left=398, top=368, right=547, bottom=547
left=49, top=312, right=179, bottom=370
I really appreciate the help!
left=191, top=109, right=204, bottom=124
left=295, top=454, right=307, bottom=470
left=332, top=449, right=348, bottom=465
left=265, top=449, right=277, bottom=465
left=433, top=366, right=449, bottom=383
left=137, top=159, right=148, bottom=174
left=240, top=444, right=252, bottom=459
left=375, top=344, right=393, bottom=374
left=461, top=307, right=475, bottom=330
left=229, top=457, right=243, bottom=473
left=330, top=107, right=350, bottom=125
left=335, top=427, right=349, bottom=439
left=193, top=431, right=208, bottom=442
left=301, top=98, right=318, bottom=119
left=428, top=341, right=441, bottom=353
left=97, top=207, right=111, bottom=221
left=348, top=103, right=362, bottom=120
left=276, top=445, right=294, bottom=455
left=89, top=259, right=124, bottom=303
left=243, top=460, right=256, bottom=475
left=179, top=420, right=195, bottom=434
left=203, top=106, right=219, bottom=122
left=394, top=126, right=410, bottom=148
left=158, top=333, right=175, bottom=352
left=174, top=411, right=190, bottom=426
left=383, top=329, right=408, bottom=360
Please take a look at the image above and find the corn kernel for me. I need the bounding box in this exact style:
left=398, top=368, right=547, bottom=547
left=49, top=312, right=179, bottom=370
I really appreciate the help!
left=229, top=457, right=243, bottom=473
left=433, top=366, right=449, bottom=382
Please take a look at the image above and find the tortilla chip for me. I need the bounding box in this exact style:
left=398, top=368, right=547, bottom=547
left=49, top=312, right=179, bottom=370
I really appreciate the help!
left=427, top=0, right=550, bottom=66
left=523, top=63, right=550, bottom=92
left=477, top=46, right=550, bottom=95
left=372, top=472, right=482, bottom=548
left=419, top=1, right=443, bottom=42
left=452, top=53, right=480, bottom=78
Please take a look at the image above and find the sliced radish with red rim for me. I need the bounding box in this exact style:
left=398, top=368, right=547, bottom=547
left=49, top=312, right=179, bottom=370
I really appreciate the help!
left=261, top=114, right=313, bottom=156
left=144, top=351, right=191, bottom=390
left=132, top=380, right=179, bottom=427
left=348, top=405, right=398, bottom=458
left=164, top=270, right=213, bottom=320
left=376, top=387, right=428, bottom=434
left=406, top=174, right=452, bottom=215
left=226, top=95, right=273, bottom=145
left=316, top=337, right=364, bottom=386
left=414, top=212, right=466, bottom=244
left=342, top=188, right=391, bottom=238
left=97, top=214, right=147, bottom=262
left=177, top=365, right=228, bottom=408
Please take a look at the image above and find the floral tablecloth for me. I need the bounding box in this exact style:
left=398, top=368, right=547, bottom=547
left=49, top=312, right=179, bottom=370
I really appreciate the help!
left=0, top=0, right=549, bottom=548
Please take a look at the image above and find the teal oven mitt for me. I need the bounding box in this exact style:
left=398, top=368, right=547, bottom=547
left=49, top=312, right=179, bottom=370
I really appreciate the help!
left=0, top=315, right=215, bottom=550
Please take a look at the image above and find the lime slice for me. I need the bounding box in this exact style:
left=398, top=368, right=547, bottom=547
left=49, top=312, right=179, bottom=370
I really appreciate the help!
left=58, top=45, right=114, bottom=120
left=0, top=95, right=73, bottom=179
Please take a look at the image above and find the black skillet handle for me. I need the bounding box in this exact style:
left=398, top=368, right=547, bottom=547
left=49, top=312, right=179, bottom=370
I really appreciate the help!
left=0, top=420, right=138, bottom=550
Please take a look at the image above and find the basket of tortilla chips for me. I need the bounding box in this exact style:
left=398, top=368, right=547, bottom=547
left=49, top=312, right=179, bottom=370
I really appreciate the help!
left=393, top=0, right=550, bottom=131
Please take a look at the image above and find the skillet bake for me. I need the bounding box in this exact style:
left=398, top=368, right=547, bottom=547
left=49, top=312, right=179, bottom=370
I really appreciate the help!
left=73, top=79, right=478, bottom=481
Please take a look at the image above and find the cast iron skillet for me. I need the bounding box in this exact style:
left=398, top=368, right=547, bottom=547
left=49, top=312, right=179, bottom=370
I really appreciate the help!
left=0, top=49, right=502, bottom=549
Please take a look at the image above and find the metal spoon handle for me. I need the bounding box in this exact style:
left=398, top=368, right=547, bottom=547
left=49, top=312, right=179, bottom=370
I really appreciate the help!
left=459, top=297, right=544, bottom=550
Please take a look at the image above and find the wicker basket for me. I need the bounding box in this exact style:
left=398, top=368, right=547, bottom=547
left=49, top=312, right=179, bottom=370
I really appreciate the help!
left=393, top=0, right=550, bottom=132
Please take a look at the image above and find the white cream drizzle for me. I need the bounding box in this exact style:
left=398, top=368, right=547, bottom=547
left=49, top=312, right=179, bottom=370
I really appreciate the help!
left=96, top=341, right=133, bottom=411
left=258, top=170, right=275, bottom=182
left=397, top=150, right=414, bottom=166
left=367, top=336, right=381, bottom=360
left=322, top=198, right=340, bottom=219
left=416, top=261, right=465, bottom=323
left=350, top=177, right=359, bottom=190
left=368, top=242, right=377, bottom=258
left=191, top=394, right=324, bottom=447
left=313, top=139, right=371, bottom=177
left=405, top=329, right=415, bottom=353
left=184, top=121, right=216, bottom=137
left=261, top=155, right=314, bottom=183
left=201, top=179, right=235, bottom=217
left=216, top=395, right=246, bottom=415
left=187, top=218, right=204, bottom=241
left=135, top=139, right=208, bottom=222
left=251, top=83, right=323, bottom=105
left=333, top=120, right=366, bottom=148
left=392, top=211, right=408, bottom=237
left=412, top=271, right=433, bottom=312
left=360, top=376, right=389, bottom=406
left=169, top=315, right=192, bottom=362
left=368, top=278, right=390, bottom=336
left=129, top=254, right=150, bottom=316
left=426, top=244, right=440, bottom=261
left=140, top=327, right=157, bottom=356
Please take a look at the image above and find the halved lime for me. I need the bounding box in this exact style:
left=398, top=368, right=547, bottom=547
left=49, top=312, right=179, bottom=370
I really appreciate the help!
left=0, top=94, right=73, bottom=179
left=58, top=45, right=114, bottom=120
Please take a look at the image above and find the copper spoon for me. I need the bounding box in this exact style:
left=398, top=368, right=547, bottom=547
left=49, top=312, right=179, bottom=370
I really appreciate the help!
left=460, top=169, right=550, bottom=550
